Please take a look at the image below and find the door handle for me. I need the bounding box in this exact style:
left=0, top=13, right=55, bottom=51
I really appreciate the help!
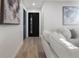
left=30, top=17, right=33, bottom=34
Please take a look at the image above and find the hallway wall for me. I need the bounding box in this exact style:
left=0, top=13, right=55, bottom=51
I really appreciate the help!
left=0, top=1, right=23, bottom=57
left=42, top=1, right=79, bottom=31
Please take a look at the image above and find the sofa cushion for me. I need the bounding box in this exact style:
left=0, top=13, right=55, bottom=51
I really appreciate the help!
left=43, top=31, right=51, bottom=42
left=69, top=39, right=79, bottom=47
left=49, top=32, right=78, bottom=49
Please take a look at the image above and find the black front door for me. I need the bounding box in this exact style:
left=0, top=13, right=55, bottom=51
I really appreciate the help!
left=28, top=13, right=39, bottom=37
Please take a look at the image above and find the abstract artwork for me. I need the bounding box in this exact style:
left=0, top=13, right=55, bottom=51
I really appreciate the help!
left=0, top=0, right=21, bottom=25
left=63, top=6, right=79, bottom=25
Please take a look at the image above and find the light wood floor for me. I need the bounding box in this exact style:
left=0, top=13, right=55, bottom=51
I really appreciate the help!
left=16, top=37, right=46, bottom=58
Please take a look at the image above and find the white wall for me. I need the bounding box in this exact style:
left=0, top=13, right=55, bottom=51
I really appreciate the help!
left=42, top=1, right=79, bottom=31
left=0, top=1, right=23, bottom=58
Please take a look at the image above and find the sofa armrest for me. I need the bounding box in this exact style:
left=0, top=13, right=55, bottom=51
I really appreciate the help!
left=40, top=35, right=58, bottom=58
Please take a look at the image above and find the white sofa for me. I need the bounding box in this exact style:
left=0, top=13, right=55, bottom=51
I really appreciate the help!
left=41, top=29, right=79, bottom=58
left=41, top=31, right=58, bottom=58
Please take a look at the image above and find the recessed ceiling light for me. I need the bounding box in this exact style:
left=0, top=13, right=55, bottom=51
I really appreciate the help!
left=32, top=2, right=35, bottom=6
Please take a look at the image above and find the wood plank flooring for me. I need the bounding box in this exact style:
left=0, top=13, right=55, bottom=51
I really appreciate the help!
left=16, top=37, right=46, bottom=58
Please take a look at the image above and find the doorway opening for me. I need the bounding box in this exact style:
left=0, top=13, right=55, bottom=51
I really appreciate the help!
left=28, top=12, right=39, bottom=37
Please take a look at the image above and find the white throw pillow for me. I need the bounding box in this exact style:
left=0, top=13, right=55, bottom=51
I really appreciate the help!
left=49, top=32, right=65, bottom=42
left=56, top=27, right=71, bottom=39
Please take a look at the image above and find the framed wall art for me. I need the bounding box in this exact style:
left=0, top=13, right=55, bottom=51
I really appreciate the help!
left=0, top=0, right=21, bottom=25
left=63, top=6, right=79, bottom=25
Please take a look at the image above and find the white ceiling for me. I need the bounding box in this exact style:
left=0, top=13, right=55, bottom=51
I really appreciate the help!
left=22, top=0, right=79, bottom=10
left=22, top=0, right=44, bottom=10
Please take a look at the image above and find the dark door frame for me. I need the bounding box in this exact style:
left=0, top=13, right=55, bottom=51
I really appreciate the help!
left=23, top=9, right=26, bottom=40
